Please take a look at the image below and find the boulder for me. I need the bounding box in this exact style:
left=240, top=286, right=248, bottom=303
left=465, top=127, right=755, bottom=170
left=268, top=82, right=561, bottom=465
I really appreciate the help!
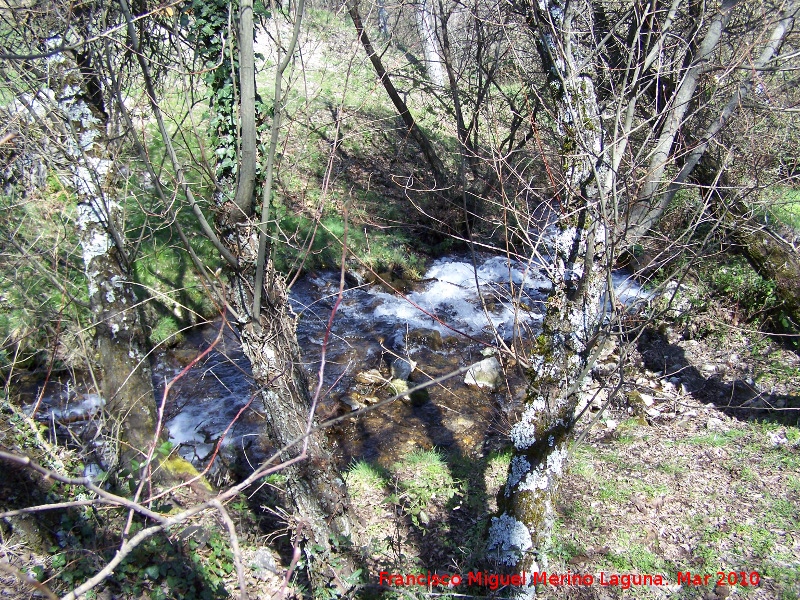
left=464, top=356, right=502, bottom=391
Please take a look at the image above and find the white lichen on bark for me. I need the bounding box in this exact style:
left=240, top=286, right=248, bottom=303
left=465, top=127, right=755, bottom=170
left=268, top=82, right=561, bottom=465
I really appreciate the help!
left=491, top=1, right=614, bottom=591
left=517, top=444, right=567, bottom=492
left=486, top=513, right=535, bottom=566
left=506, top=456, right=531, bottom=491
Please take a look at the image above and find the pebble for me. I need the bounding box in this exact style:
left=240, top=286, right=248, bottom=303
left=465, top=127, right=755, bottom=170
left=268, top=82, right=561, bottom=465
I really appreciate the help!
left=250, top=548, right=280, bottom=580
left=339, top=396, right=365, bottom=411
left=700, top=363, right=717, bottom=376
left=769, top=430, right=789, bottom=446
left=355, top=369, right=385, bottom=385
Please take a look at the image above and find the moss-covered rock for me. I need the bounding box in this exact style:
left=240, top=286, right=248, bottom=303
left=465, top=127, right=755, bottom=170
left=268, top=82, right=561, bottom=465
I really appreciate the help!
left=162, top=456, right=213, bottom=493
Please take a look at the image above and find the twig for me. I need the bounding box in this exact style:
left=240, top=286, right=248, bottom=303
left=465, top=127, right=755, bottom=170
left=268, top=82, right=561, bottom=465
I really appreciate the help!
left=0, top=451, right=166, bottom=524
left=276, top=522, right=303, bottom=600
left=0, top=561, right=58, bottom=600
left=210, top=499, right=248, bottom=600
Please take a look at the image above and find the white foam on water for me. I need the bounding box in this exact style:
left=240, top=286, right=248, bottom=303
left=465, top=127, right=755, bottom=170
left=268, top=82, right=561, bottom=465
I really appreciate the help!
left=360, top=256, right=645, bottom=343
left=368, top=257, right=547, bottom=342
left=611, top=271, right=651, bottom=305
left=165, top=254, right=647, bottom=462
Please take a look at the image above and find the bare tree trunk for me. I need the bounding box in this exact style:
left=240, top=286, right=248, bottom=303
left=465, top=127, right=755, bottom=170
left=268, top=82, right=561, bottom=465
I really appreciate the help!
left=233, top=0, right=257, bottom=220
left=694, top=155, right=800, bottom=330
left=629, top=0, right=799, bottom=240
left=218, top=3, right=359, bottom=589
left=416, top=0, right=445, bottom=86
left=348, top=0, right=448, bottom=184
left=377, top=0, right=390, bottom=37
left=224, top=257, right=357, bottom=591
left=627, top=0, right=740, bottom=238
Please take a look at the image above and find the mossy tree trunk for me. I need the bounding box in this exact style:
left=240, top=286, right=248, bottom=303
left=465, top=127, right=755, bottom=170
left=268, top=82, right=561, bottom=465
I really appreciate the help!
left=486, top=2, right=612, bottom=595
left=48, top=45, right=158, bottom=468
left=223, top=251, right=358, bottom=591
left=197, top=1, right=359, bottom=590
left=693, top=155, right=800, bottom=330
left=734, top=224, right=800, bottom=329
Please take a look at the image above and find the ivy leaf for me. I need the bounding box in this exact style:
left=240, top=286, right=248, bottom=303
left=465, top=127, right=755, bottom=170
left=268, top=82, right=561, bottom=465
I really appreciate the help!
left=145, top=564, right=161, bottom=580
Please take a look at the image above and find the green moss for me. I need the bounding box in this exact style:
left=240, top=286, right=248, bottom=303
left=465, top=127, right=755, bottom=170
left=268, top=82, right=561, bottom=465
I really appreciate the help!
left=150, top=316, right=183, bottom=347
left=162, top=457, right=213, bottom=492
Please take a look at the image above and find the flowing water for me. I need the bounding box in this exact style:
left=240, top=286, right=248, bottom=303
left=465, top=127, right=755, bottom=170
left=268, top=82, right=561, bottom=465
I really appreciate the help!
left=162, top=252, right=552, bottom=469
left=22, top=253, right=647, bottom=472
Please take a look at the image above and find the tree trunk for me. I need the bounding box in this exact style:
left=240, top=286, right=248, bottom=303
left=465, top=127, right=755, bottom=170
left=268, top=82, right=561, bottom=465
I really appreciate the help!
left=487, top=2, right=611, bottom=596
left=49, top=47, right=158, bottom=468
left=233, top=0, right=257, bottom=219
left=628, top=0, right=798, bottom=241
left=348, top=0, right=448, bottom=184
left=693, top=155, right=800, bottom=330
left=651, top=1, right=800, bottom=327
left=212, top=3, right=359, bottom=589
left=224, top=244, right=358, bottom=591
left=416, top=0, right=445, bottom=86
left=377, top=0, right=390, bottom=37
left=735, top=222, right=800, bottom=329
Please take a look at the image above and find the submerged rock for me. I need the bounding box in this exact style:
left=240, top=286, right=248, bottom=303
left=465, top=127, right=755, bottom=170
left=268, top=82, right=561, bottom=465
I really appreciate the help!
left=339, top=395, right=365, bottom=412
left=406, top=328, right=443, bottom=351
left=355, top=369, right=386, bottom=385
left=390, top=357, right=416, bottom=380
left=32, top=393, right=106, bottom=423
left=464, top=357, right=502, bottom=391
left=389, top=378, right=429, bottom=406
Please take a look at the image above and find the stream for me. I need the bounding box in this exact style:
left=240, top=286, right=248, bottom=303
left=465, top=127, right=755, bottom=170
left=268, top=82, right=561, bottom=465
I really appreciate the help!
left=23, top=253, right=647, bottom=473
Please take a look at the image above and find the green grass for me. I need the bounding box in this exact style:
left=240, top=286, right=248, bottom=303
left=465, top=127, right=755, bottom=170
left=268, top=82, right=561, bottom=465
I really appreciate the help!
left=483, top=449, right=512, bottom=492
left=596, top=479, right=632, bottom=503
left=686, top=429, right=747, bottom=447
left=345, top=460, right=389, bottom=499
left=568, top=444, right=599, bottom=478
left=762, top=186, right=800, bottom=230
left=392, top=449, right=461, bottom=525
left=655, top=459, right=685, bottom=475
left=604, top=542, right=668, bottom=574
left=273, top=209, right=426, bottom=277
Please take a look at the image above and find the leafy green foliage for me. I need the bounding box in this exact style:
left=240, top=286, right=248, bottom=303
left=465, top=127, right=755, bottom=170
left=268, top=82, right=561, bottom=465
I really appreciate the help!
left=49, top=515, right=233, bottom=599
left=0, top=181, right=89, bottom=373
left=708, top=259, right=780, bottom=320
